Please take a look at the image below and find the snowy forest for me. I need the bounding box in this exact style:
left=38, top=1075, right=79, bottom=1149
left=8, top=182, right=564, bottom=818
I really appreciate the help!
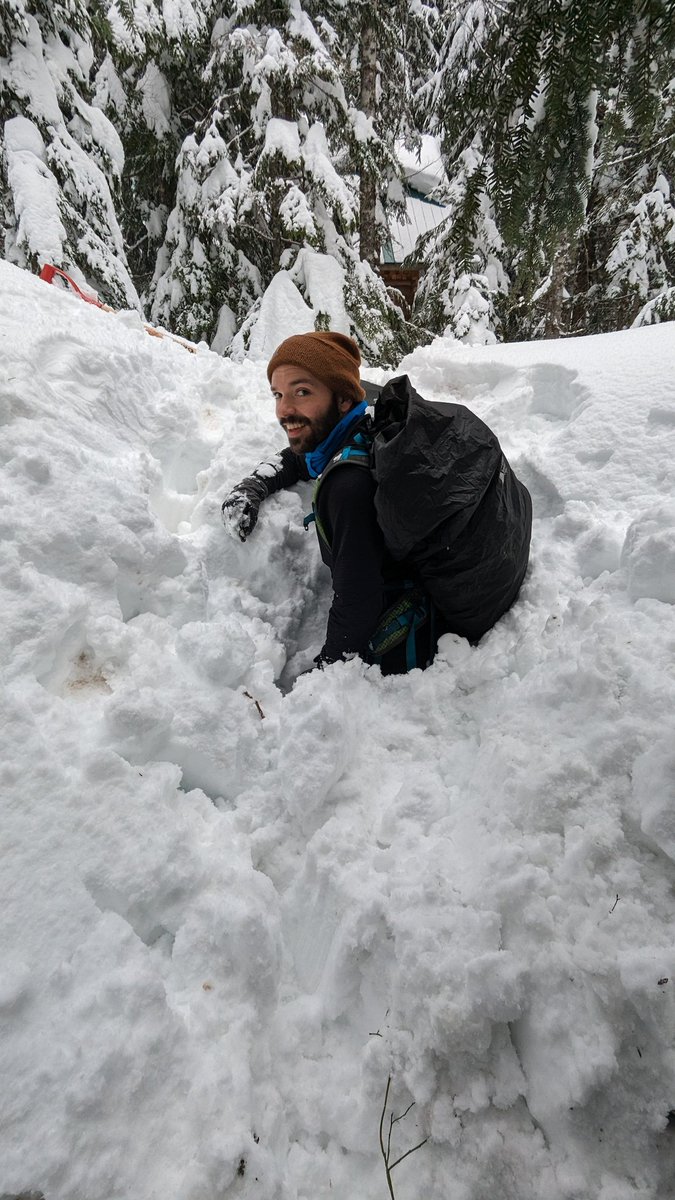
left=1, top=0, right=675, bottom=365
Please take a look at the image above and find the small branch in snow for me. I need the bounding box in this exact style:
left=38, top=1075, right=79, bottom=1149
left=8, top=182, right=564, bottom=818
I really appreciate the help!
left=369, top=1008, right=390, bottom=1037
left=609, top=894, right=620, bottom=914
left=379, top=1075, right=428, bottom=1199
left=243, top=691, right=265, bottom=719
left=388, top=1138, right=430, bottom=1173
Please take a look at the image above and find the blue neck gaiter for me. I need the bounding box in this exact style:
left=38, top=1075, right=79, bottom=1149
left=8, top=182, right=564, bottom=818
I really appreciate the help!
left=304, top=401, right=368, bottom=479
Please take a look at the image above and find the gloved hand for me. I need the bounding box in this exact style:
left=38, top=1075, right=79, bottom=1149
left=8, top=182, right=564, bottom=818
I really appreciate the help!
left=221, top=487, right=262, bottom=542
left=295, top=654, right=326, bottom=682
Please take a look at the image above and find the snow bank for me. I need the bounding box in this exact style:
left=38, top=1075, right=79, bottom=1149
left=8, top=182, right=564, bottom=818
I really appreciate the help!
left=1, top=260, right=675, bottom=1199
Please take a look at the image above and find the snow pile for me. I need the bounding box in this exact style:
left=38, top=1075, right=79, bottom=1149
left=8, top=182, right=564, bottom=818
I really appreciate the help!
left=2, top=260, right=675, bottom=1199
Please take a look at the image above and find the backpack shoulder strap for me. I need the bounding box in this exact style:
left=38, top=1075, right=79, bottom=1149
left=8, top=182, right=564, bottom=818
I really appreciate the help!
left=303, top=430, right=373, bottom=550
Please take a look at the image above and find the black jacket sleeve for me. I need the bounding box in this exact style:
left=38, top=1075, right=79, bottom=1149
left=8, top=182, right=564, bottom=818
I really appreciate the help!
left=222, top=447, right=310, bottom=540
left=316, top=465, right=387, bottom=662
left=233, top=446, right=309, bottom=503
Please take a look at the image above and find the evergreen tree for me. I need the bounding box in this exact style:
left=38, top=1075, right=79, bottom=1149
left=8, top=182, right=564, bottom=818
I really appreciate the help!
left=424, top=0, right=675, bottom=341
left=0, top=0, right=139, bottom=307
left=93, top=0, right=215, bottom=299
left=6, top=0, right=669, bottom=351
left=424, top=0, right=604, bottom=338
left=149, top=0, right=352, bottom=344
left=413, top=140, right=507, bottom=342
left=320, top=0, right=437, bottom=268
left=572, top=25, right=675, bottom=334
left=149, top=0, right=421, bottom=364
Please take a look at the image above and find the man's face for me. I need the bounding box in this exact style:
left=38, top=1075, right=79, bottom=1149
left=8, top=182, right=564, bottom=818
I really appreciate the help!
left=271, top=364, right=353, bottom=455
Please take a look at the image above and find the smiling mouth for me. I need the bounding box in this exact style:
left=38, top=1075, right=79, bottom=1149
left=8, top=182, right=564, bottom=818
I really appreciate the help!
left=283, top=421, right=307, bottom=433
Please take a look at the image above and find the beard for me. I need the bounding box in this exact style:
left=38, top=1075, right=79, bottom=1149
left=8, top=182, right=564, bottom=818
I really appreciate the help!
left=281, top=397, right=343, bottom=454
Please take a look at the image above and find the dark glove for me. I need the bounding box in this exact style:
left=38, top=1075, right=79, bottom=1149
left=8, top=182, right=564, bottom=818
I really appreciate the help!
left=313, top=651, right=342, bottom=669
left=295, top=654, right=327, bottom=682
left=221, top=479, right=267, bottom=542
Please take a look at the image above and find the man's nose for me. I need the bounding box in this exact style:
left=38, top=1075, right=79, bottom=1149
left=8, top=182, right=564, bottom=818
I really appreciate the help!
left=275, top=394, right=293, bottom=420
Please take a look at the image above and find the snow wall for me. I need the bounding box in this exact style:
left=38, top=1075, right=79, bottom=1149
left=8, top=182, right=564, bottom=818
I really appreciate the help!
left=2, top=260, right=675, bottom=1200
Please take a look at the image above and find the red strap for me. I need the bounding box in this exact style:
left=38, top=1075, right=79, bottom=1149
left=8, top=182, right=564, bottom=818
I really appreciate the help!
left=37, top=262, right=196, bottom=352
left=39, top=263, right=107, bottom=309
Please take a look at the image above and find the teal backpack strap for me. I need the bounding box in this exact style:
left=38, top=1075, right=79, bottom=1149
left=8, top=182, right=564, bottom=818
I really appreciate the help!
left=303, top=431, right=372, bottom=550
left=368, top=586, right=429, bottom=670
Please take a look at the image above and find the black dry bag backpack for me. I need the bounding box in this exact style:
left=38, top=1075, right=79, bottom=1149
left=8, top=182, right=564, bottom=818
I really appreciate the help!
left=368, top=375, right=532, bottom=642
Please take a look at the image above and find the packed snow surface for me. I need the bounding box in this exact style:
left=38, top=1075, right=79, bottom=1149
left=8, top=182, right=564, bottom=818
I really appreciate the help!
left=2, top=260, right=675, bottom=1200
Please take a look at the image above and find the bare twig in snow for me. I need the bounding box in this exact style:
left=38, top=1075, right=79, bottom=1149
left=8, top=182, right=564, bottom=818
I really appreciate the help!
left=243, top=690, right=265, bottom=719
left=379, top=1075, right=428, bottom=1199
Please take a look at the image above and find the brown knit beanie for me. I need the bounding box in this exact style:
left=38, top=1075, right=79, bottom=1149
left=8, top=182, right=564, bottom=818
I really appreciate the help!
left=267, top=332, right=366, bottom=405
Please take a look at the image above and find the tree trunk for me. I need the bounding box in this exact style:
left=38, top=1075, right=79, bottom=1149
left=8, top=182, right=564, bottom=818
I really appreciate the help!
left=359, top=9, right=379, bottom=267
left=543, top=239, right=572, bottom=338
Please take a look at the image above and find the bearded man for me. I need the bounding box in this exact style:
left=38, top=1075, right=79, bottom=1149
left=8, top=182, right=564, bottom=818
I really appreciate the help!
left=222, top=332, right=531, bottom=674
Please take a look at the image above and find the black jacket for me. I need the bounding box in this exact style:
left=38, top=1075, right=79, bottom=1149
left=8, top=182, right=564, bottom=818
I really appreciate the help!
left=312, top=453, right=397, bottom=661
left=237, top=439, right=395, bottom=661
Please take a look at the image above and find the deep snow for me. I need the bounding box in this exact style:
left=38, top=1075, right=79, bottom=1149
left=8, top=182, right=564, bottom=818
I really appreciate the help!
left=1, top=259, right=675, bottom=1200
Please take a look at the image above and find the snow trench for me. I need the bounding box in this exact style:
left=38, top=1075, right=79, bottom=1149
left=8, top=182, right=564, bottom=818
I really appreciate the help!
left=2, top=262, right=675, bottom=1200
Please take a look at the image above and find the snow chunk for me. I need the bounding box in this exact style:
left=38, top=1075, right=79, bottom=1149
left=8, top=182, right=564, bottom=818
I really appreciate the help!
left=632, top=740, right=675, bottom=862
left=621, top=502, right=675, bottom=604
left=397, top=134, right=448, bottom=196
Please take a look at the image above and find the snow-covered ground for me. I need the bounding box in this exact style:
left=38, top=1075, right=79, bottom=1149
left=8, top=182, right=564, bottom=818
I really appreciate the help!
left=2, top=259, right=675, bottom=1200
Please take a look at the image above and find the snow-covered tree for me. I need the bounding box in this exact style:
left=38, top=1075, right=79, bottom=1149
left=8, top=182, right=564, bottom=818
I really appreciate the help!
left=320, top=0, right=437, bottom=268
left=597, top=173, right=675, bottom=327
left=424, top=0, right=675, bottom=342
left=149, top=0, right=420, bottom=364
left=149, top=1, right=351, bottom=343
left=572, top=44, right=675, bottom=335
left=0, top=0, right=139, bottom=307
left=4, top=0, right=670, bottom=351
left=425, top=0, right=605, bottom=337
left=93, top=0, right=215, bottom=298
left=413, top=139, right=507, bottom=342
